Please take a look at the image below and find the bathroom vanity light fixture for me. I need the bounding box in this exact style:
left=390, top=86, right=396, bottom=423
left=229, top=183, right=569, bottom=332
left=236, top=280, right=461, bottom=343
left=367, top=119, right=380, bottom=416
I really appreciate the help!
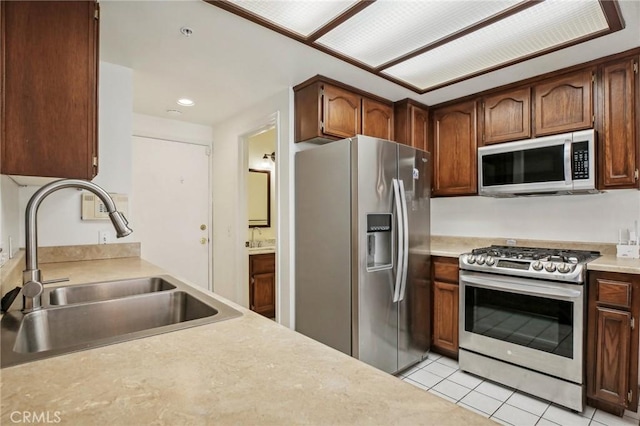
left=177, top=98, right=195, bottom=107
left=262, top=152, right=276, bottom=162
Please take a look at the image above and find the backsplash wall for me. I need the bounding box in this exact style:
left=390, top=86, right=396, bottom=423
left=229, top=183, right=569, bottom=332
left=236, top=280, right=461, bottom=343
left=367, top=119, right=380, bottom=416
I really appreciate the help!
left=431, top=189, right=640, bottom=243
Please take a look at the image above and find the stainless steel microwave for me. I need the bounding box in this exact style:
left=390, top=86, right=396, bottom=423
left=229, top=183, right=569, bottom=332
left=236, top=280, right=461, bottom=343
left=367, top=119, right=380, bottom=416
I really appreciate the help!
left=478, top=129, right=596, bottom=196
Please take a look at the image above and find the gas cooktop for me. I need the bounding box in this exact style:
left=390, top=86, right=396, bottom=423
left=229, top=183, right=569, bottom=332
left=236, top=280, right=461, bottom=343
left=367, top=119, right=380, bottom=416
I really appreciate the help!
left=459, top=245, right=601, bottom=284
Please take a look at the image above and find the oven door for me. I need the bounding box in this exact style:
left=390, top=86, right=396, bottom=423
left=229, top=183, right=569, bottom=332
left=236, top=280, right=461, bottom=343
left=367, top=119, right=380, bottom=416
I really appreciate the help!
left=459, top=271, right=584, bottom=384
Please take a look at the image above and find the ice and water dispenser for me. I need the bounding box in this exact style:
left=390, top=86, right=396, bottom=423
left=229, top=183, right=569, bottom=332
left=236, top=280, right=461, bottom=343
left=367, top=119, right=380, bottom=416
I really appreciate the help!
left=366, top=214, right=393, bottom=271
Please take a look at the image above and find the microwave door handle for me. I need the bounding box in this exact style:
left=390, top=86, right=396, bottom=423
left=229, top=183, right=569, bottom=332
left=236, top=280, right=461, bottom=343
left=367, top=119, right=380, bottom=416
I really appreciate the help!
left=462, top=274, right=582, bottom=300
left=564, top=139, right=572, bottom=185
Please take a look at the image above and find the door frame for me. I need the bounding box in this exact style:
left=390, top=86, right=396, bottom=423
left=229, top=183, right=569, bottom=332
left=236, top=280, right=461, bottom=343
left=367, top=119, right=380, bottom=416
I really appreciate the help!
left=237, top=112, right=279, bottom=319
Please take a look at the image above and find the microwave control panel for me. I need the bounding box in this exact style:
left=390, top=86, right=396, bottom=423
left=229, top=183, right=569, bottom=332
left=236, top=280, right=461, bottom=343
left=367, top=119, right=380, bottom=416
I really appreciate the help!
left=572, top=141, right=589, bottom=180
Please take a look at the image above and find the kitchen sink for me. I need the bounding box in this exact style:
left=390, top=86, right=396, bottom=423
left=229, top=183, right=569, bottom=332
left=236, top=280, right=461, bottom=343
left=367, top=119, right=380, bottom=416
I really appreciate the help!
left=49, top=276, right=176, bottom=305
left=1, top=275, right=242, bottom=368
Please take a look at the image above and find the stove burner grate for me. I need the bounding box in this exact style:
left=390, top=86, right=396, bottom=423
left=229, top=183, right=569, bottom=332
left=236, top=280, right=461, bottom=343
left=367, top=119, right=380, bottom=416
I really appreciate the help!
left=470, top=245, right=599, bottom=264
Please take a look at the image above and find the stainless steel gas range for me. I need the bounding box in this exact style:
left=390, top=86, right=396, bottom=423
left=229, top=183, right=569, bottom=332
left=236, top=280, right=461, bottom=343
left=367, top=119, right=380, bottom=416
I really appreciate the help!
left=458, top=245, right=600, bottom=412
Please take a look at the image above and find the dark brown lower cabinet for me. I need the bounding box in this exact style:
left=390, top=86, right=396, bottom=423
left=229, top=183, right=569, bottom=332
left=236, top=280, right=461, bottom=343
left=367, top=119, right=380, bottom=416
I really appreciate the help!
left=587, top=271, right=639, bottom=416
left=408, top=253, right=431, bottom=348
left=431, top=256, right=460, bottom=358
left=249, top=253, right=275, bottom=318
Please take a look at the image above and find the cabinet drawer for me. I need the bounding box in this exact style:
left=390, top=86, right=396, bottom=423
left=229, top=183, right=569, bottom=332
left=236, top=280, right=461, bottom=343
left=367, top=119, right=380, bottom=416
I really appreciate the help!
left=433, top=258, right=459, bottom=283
left=597, top=279, right=632, bottom=308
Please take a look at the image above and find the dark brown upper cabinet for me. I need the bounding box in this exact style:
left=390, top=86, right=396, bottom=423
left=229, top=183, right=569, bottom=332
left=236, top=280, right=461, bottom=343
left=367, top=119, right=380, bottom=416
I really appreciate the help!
left=322, top=84, right=361, bottom=140
left=294, top=76, right=394, bottom=143
left=1, top=1, right=99, bottom=179
left=394, top=99, right=429, bottom=151
left=597, top=57, right=639, bottom=189
left=431, top=100, right=478, bottom=197
left=362, top=97, right=394, bottom=141
left=533, top=69, right=594, bottom=137
left=481, top=87, right=531, bottom=145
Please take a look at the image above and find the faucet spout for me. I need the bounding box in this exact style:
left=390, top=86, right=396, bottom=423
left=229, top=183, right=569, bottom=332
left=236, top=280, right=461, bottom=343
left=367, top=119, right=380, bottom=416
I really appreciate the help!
left=22, top=179, right=133, bottom=311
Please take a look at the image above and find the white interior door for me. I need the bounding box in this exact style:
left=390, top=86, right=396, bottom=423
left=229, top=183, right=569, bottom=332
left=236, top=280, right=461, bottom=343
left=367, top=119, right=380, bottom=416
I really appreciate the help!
left=132, top=136, right=211, bottom=289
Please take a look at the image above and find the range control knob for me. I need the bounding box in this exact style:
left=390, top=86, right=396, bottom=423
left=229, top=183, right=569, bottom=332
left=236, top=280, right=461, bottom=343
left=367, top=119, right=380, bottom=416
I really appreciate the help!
left=532, top=261, right=543, bottom=271
left=486, top=256, right=495, bottom=266
left=544, top=262, right=557, bottom=272
left=476, top=255, right=486, bottom=265
left=557, top=263, right=571, bottom=274
left=466, top=255, right=476, bottom=264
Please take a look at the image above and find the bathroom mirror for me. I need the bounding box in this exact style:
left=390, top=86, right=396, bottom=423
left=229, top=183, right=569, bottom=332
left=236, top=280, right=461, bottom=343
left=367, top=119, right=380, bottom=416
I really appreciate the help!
left=248, top=169, right=270, bottom=228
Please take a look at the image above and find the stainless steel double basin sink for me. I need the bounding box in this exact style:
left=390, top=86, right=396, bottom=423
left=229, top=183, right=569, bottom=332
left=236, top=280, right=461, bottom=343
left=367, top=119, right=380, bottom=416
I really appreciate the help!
left=1, top=276, right=242, bottom=368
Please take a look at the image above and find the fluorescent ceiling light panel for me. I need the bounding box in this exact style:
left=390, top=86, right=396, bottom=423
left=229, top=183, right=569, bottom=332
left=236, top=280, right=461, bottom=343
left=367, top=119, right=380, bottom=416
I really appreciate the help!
left=383, top=0, right=609, bottom=89
left=316, top=0, right=521, bottom=67
left=227, top=0, right=358, bottom=37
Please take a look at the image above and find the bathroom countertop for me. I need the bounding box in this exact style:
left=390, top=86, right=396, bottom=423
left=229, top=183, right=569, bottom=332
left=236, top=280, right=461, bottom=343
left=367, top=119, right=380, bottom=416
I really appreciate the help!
left=248, top=246, right=276, bottom=255
left=1, top=257, right=492, bottom=426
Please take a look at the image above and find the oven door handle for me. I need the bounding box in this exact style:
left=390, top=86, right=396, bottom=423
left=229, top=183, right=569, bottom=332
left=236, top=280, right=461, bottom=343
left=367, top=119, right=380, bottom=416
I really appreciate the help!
left=461, top=274, right=582, bottom=300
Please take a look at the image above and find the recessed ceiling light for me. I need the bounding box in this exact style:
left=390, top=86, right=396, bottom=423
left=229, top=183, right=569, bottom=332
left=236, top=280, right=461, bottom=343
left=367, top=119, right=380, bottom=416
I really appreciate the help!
left=166, top=109, right=182, bottom=116
left=177, top=98, right=195, bottom=107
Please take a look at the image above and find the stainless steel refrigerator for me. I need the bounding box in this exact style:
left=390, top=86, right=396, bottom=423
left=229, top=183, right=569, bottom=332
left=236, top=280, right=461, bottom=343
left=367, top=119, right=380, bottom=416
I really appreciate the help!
left=295, top=135, right=431, bottom=374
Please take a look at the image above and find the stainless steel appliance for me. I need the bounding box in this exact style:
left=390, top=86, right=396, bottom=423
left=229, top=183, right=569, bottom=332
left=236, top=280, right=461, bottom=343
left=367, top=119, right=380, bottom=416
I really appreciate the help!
left=295, top=135, right=430, bottom=374
left=478, top=129, right=596, bottom=196
left=459, top=245, right=600, bottom=411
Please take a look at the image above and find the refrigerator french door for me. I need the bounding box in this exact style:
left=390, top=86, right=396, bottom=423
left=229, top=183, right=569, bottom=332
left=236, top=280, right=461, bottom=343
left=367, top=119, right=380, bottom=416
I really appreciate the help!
left=295, top=135, right=430, bottom=374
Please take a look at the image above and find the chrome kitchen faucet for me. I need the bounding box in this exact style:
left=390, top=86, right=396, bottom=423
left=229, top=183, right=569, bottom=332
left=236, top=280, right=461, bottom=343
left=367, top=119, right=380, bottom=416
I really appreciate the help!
left=22, top=179, right=132, bottom=311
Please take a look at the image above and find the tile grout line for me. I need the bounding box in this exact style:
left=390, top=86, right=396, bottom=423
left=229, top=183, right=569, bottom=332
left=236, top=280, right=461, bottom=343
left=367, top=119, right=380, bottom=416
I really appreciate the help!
left=403, top=355, right=628, bottom=426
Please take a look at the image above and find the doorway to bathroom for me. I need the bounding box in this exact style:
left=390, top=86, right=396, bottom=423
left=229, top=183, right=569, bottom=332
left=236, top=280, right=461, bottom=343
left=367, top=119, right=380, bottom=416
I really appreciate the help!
left=243, top=125, right=277, bottom=319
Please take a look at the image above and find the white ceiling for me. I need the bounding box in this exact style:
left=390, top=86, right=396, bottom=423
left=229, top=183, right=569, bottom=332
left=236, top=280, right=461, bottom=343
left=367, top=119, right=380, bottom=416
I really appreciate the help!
left=100, top=0, right=640, bottom=127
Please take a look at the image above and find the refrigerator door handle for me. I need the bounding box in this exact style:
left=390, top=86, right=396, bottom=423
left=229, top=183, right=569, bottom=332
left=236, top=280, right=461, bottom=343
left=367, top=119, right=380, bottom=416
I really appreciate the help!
left=398, top=179, right=409, bottom=302
left=392, top=178, right=404, bottom=303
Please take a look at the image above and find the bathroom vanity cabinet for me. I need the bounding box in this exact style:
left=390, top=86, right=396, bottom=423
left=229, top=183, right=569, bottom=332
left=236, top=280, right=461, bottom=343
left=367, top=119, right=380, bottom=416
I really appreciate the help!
left=249, top=253, right=276, bottom=318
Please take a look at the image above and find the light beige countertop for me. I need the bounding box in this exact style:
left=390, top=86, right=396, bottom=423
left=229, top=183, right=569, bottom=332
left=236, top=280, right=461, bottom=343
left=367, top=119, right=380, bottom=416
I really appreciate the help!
left=587, top=254, right=640, bottom=275
left=1, top=257, right=492, bottom=425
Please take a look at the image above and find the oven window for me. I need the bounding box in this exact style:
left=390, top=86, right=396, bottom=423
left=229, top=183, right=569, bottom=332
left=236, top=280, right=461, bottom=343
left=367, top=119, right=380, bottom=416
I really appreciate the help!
left=465, top=286, right=573, bottom=358
left=482, top=145, right=565, bottom=186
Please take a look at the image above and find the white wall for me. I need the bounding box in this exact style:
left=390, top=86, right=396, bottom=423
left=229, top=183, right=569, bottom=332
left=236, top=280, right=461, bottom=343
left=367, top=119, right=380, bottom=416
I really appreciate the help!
left=212, top=88, right=294, bottom=328
left=432, top=189, right=640, bottom=243
left=0, top=175, right=20, bottom=263
left=17, top=62, right=135, bottom=247
left=133, top=113, right=213, bottom=146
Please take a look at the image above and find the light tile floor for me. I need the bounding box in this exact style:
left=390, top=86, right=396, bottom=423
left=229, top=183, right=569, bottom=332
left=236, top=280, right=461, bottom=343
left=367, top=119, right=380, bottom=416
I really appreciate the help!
left=397, top=353, right=640, bottom=426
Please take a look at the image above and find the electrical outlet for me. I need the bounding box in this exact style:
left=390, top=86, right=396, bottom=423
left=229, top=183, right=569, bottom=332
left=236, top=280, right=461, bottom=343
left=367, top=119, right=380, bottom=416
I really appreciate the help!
left=99, top=231, right=110, bottom=245
left=506, top=239, right=517, bottom=246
